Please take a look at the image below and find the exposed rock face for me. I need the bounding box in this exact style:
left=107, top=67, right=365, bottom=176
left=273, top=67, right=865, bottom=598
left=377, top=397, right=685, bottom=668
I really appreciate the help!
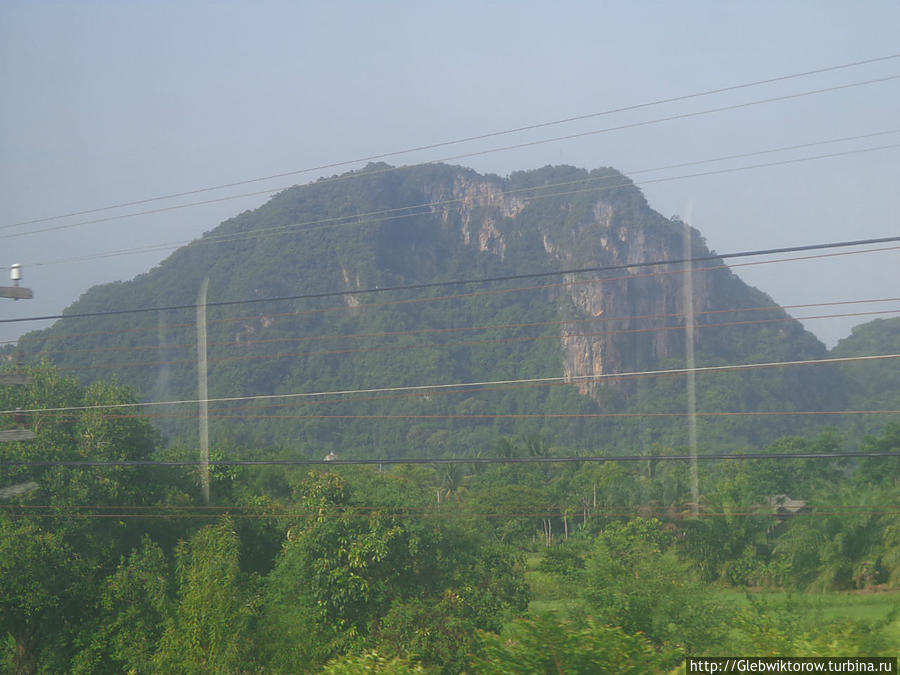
left=431, top=173, right=525, bottom=260
left=440, top=167, right=719, bottom=398
left=547, top=217, right=715, bottom=396
left=341, top=266, right=362, bottom=307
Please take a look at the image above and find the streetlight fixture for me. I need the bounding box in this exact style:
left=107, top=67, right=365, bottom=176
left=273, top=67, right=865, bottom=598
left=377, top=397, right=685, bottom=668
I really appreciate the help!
left=1, top=264, right=32, bottom=300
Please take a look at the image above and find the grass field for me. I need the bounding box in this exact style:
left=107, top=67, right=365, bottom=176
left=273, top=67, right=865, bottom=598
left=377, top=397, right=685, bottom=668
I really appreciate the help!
left=716, top=588, right=900, bottom=623
left=716, top=588, right=900, bottom=652
left=522, top=552, right=900, bottom=653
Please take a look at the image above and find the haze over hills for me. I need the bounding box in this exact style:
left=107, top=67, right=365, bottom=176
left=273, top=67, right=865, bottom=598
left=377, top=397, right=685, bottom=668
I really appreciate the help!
left=10, top=163, right=891, bottom=455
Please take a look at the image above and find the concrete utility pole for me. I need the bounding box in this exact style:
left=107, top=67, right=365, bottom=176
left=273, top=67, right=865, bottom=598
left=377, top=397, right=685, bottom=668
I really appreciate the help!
left=1, top=264, right=38, bottom=499
left=1, top=264, right=35, bottom=443
left=196, top=278, right=210, bottom=505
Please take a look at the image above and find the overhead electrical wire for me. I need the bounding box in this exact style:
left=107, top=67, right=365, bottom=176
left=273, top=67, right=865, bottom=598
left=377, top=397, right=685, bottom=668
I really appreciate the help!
left=5, top=504, right=896, bottom=513
left=5, top=512, right=899, bottom=521
left=204, top=345, right=899, bottom=414
left=5, top=75, right=900, bottom=244
left=4, top=235, right=900, bottom=325
left=50, top=308, right=900, bottom=374
left=436, top=78, right=900, bottom=165
left=4, top=503, right=896, bottom=515
left=3, top=353, right=898, bottom=417
left=13, top=261, right=725, bottom=344
left=49, top=409, right=900, bottom=424
left=21, top=249, right=900, bottom=348
left=7, top=51, right=899, bottom=232
left=165, top=410, right=900, bottom=421
left=13, top=129, right=900, bottom=270
left=7, top=248, right=900, bottom=415
left=7, top=258, right=898, bottom=419
left=2, top=506, right=899, bottom=521
left=32, top=295, right=900, bottom=357
left=1, top=450, right=898, bottom=469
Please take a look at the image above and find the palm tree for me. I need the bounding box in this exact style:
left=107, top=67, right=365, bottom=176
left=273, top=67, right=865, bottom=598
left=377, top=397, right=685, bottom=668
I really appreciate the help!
left=435, top=462, right=467, bottom=505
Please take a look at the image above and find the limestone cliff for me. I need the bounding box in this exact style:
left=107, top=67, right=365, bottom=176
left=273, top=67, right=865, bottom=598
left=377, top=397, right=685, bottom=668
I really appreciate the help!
left=416, top=164, right=812, bottom=400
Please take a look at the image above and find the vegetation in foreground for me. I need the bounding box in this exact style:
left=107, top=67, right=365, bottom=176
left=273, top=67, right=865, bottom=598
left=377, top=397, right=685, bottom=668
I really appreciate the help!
left=1, top=365, right=899, bottom=673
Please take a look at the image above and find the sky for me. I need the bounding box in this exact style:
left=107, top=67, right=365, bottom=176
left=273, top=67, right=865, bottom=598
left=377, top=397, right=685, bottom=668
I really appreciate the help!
left=1, top=1, right=898, bottom=348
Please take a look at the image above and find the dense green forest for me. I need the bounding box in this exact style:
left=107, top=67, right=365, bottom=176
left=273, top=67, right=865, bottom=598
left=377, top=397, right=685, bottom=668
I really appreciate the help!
left=2, top=364, right=898, bottom=673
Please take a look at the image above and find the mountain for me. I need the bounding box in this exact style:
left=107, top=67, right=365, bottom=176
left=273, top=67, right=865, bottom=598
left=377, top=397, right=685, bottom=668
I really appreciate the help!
left=830, top=317, right=900, bottom=436
left=16, top=163, right=850, bottom=456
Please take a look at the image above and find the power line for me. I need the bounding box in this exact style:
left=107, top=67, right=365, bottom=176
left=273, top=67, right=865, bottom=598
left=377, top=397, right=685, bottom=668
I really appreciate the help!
left=215, top=339, right=900, bottom=413
left=4, top=235, right=900, bottom=325
left=1, top=450, right=898, bottom=468
left=33, top=295, right=900, bottom=357
left=4, top=512, right=898, bottom=521
left=11, top=287, right=899, bottom=418
left=4, top=353, right=898, bottom=416
left=15, top=130, right=900, bottom=270
left=50, top=308, right=900, bottom=374
left=7, top=52, right=899, bottom=231
left=435, top=77, right=900, bottom=165
left=6, top=75, right=900, bottom=243
left=22, top=247, right=900, bottom=346
left=51, top=409, right=899, bottom=424
left=7, top=504, right=900, bottom=515
left=4, top=504, right=896, bottom=513
left=2, top=507, right=898, bottom=520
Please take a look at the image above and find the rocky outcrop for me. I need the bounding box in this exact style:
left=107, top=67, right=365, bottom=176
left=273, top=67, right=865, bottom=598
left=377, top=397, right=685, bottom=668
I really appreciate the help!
left=341, top=265, right=362, bottom=308
left=547, top=217, right=715, bottom=396
left=432, top=173, right=525, bottom=261
left=434, top=169, right=720, bottom=398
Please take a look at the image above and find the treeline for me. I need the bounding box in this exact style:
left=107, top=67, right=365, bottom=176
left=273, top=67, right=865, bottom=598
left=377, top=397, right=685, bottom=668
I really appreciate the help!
left=1, top=365, right=899, bottom=672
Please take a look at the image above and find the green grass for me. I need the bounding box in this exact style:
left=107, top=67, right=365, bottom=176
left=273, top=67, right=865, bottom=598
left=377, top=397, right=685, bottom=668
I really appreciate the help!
left=716, top=588, right=900, bottom=622
left=715, top=589, right=900, bottom=655
left=523, top=552, right=589, bottom=618
left=722, top=588, right=900, bottom=650
left=524, top=560, right=900, bottom=653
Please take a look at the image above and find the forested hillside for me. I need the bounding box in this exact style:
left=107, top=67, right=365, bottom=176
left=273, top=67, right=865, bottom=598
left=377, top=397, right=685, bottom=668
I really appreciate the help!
left=832, top=317, right=900, bottom=436
left=14, top=163, right=854, bottom=456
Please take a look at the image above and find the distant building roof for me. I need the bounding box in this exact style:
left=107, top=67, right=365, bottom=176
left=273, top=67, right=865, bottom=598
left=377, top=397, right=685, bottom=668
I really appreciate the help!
left=766, top=494, right=807, bottom=515
left=0, top=481, right=39, bottom=500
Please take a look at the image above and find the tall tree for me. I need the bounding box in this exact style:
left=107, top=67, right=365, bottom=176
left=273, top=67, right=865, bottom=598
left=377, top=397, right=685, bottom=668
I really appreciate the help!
left=259, top=469, right=528, bottom=672
left=153, top=519, right=259, bottom=674
left=472, top=613, right=677, bottom=675
left=0, top=364, right=166, bottom=673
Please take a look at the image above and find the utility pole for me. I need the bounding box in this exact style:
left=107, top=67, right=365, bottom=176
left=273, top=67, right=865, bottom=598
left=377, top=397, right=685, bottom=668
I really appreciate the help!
left=196, top=277, right=210, bottom=505
left=1, top=264, right=38, bottom=500
left=1, top=263, right=35, bottom=442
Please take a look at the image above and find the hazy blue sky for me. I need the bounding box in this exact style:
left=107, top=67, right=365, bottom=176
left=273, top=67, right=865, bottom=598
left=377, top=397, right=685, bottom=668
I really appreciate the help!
left=2, top=1, right=898, bottom=347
